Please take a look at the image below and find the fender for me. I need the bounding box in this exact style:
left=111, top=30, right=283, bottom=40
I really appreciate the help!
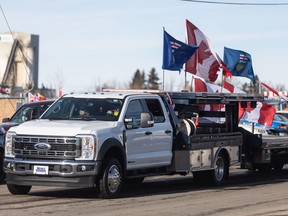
left=214, top=147, right=230, bottom=167
left=96, top=137, right=126, bottom=163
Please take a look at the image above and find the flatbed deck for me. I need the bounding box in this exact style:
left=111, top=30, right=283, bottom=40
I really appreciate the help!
left=262, top=135, right=288, bottom=149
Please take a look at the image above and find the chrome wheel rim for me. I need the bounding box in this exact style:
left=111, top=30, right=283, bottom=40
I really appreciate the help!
left=215, top=156, right=225, bottom=181
left=107, top=165, right=121, bottom=193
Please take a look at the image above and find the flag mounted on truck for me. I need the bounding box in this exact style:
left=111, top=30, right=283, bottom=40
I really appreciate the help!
left=162, top=30, right=198, bottom=71
left=185, top=19, right=221, bottom=82
left=223, top=47, right=255, bottom=82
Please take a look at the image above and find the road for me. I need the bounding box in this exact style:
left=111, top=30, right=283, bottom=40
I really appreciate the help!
left=1, top=167, right=288, bottom=216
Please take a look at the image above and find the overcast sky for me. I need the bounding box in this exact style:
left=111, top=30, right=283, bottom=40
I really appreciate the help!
left=0, top=0, right=288, bottom=93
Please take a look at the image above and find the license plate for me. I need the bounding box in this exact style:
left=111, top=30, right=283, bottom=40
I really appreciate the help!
left=33, top=165, right=49, bottom=175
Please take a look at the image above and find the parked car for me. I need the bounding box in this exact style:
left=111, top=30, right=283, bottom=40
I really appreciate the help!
left=239, top=120, right=276, bottom=135
left=275, top=113, right=288, bottom=123
left=240, top=113, right=288, bottom=136
left=0, top=100, right=54, bottom=183
left=1, top=100, right=54, bottom=132
left=0, top=125, right=6, bottom=183
left=276, top=110, right=288, bottom=119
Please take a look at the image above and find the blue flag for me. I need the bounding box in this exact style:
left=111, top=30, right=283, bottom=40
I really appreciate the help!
left=223, top=47, right=255, bottom=82
left=162, top=30, right=198, bottom=71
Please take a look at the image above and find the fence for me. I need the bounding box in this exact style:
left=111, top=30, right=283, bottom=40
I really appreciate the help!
left=0, top=97, right=25, bottom=122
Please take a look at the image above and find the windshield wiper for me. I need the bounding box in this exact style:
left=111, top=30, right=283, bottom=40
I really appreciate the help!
left=69, top=117, right=96, bottom=121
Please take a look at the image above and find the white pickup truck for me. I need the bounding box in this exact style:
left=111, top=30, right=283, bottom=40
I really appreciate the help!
left=4, top=91, right=288, bottom=198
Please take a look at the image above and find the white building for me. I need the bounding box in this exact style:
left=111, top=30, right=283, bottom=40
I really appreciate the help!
left=0, top=32, right=39, bottom=95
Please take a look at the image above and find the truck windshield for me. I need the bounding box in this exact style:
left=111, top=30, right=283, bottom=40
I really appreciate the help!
left=41, top=97, right=123, bottom=121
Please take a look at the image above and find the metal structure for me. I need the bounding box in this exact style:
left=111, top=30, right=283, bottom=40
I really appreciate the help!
left=0, top=32, right=39, bottom=96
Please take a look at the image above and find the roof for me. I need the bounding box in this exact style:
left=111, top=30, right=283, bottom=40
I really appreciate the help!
left=63, top=91, right=156, bottom=100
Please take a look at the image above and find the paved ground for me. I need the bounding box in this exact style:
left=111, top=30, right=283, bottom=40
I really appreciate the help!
left=1, top=167, right=288, bottom=216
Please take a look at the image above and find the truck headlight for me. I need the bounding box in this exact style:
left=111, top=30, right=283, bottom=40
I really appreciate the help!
left=76, top=135, right=96, bottom=160
left=5, top=131, right=15, bottom=158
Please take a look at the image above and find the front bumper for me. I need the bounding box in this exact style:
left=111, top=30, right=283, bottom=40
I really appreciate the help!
left=4, top=158, right=101, bottom=187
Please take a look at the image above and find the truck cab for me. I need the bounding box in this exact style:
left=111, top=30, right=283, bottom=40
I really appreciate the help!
left=4, top=92, right=173, bottom=198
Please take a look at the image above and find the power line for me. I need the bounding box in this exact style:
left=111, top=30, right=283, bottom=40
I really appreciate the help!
left=181, top=0, right=288, bottom=5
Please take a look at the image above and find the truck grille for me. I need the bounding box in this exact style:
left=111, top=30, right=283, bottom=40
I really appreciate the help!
left=13, top=136, right=81, bottom=159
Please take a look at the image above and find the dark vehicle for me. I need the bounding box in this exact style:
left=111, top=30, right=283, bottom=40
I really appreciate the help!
left=1, top=100, right=54, bottom=132
left=0, top=100, right=54, bottom=183
left=0, top=125, right=6, bottom=183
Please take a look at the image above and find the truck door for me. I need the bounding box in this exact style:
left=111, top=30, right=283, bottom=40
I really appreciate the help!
left=124, top=99, right=154, bottom=170
left=144, top=98, right=173, bottom=166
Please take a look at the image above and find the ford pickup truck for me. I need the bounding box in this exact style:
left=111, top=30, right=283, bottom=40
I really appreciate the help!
left=4, top=91, right=288, bottom=198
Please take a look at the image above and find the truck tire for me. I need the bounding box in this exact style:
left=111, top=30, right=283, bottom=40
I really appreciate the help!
left=7, top=184, right=32, bottom=195
left=211, top=152, right=228, bottom=186
left=193, top=152, right=228, bottom=186
left=97, top=157, right=123, bottom=199
left=0, top=151, right=5, bottom=184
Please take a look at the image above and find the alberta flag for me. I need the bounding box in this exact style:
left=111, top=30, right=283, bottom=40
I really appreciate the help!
left=223, top=47, right=255, bottom=82
left=162, top=30, right=198, bottom=71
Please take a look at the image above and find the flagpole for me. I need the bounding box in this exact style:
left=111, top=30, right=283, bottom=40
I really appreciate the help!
left=221, top=69, right=224, bottom=93
left=162, top=69, right=165, bottom=90
left=185, top=70, right=187, bottom=90
left=191, top=75, right=194, bottom=92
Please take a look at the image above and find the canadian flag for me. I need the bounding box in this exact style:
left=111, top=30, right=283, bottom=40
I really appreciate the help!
left=28, top=92, right=39, bottom=102
left=240, top=102, right=276, bottom=126
left=185, top=19, right=221, bottom=82
left=261, top=82, right=288, bottom=102
left=192, top=77, right=275, bottom=126
left=193, top=76, right=229, bottom=93
left=192, top=76, right=228, bottom=112
left=223, top=80, right=245, bottom=93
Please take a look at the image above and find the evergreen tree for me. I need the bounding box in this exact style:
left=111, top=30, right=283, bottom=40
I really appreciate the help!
left=129, top=69, right=145, bottom=89
left=147, top=68, right=160, bottom=90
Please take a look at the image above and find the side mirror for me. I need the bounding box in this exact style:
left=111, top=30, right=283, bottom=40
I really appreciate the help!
left=2, top=117, right=10, bottom=123
left=140, top=112, right=154, bottom=128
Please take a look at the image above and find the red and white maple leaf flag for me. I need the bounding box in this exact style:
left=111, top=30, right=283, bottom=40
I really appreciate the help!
left=261, top=82, right=288, bottom=102
left=185, top=19, right=221, bottom=82
left=240, top=102, right=276, bottom=126
left=223, top=80, right=245, bottom=93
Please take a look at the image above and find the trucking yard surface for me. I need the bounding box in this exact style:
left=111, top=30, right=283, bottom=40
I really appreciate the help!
left=1, top=167, right=288, bottom=216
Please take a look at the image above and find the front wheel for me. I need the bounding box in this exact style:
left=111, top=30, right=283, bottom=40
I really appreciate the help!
left=7, top=184, right=32, bottom=195
left=97, top=158, right=123, bottom=199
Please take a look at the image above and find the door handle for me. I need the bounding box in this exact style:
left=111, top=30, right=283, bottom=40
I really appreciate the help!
left=145, top=131, right=152, bottom=135
left=165, top=130, right=172, bottom=134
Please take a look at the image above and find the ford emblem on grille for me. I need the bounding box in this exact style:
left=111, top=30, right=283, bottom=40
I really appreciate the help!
left=34, top=143, right=51, bottom=151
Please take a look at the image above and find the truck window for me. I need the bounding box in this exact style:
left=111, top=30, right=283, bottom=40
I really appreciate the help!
left=125, top=99, right=144, bottom=129
left=144, top=99, right=165, bottom=123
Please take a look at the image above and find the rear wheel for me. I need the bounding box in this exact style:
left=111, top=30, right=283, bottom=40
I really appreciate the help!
left=97, top=158, right=123, bottom=199
left=193, top=152, right=228, bottom=186
left=7, top=184, right=31, bottom=195
left=212, top=152, right=228, bottom=186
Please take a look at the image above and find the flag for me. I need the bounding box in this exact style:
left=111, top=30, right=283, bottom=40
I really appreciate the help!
left=28, top=93, right=39, bottom=102
left=58, top=87, right=63, bottom=97
left=223, top=80, right=245, bottom=93
left=37, top=93, right=46, bottom=101
left=223, top=47, right=255, bottom=82
left=162, top=30, right=198, bottom=71
left=185, top=19, right=221, bottom=82
left=221, top=62, right=233, bottom=78
left=193, top=76, right=229, bottom=93
left=192, top=76, right=227, bottom=112
left=240, top=102, right=276, bottom=126
left=261, top=82, right=288, bottom=102
left=223, top=80, right=234, bottom=93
